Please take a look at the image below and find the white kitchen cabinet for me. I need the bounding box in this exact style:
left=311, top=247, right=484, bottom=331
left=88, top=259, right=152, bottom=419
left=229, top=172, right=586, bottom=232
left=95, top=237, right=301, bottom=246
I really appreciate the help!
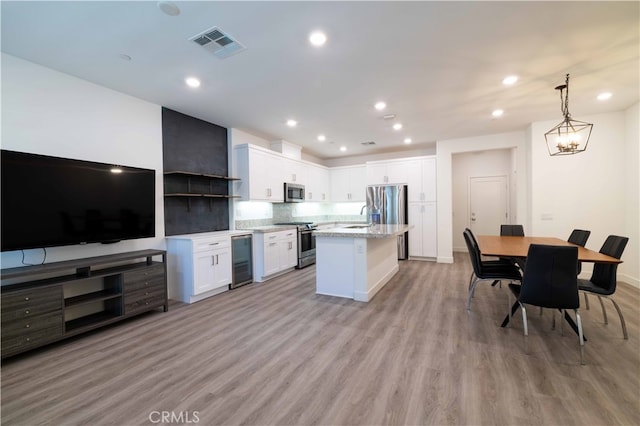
left=306, top=163, right=330, bottom=201
left=254, top=229, right=298, bottom=282
left=167, top=233, right=232, bottom=303
left=330, top=165, right=366, bottom=202
left=408, top=202, right=437, bottom=258
left=234, top=144, right=284, bottom=201
left=282, top=157, right=306, bottom=185
left=406, top=157, right=436, bottom=203
left=366, top=159, right=412, bottom=185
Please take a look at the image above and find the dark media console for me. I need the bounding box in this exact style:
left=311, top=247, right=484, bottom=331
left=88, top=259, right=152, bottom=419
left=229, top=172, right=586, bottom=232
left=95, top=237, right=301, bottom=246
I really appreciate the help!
left=1, top=249, right=167, bottom=359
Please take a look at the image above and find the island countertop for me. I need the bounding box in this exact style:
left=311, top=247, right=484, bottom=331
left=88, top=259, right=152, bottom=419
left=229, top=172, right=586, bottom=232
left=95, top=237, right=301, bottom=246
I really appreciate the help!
left=313, top=224, right=412, bottom=238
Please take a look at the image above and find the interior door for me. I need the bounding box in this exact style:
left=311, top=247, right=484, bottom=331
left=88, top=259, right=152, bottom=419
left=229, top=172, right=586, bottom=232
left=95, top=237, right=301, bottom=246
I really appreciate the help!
left=469, top=176, right=508, bottom=236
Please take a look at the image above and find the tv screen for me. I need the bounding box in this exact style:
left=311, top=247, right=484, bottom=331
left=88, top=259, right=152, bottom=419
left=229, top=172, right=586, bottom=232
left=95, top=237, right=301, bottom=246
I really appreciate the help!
left=1, top=150, right=156, bottom=252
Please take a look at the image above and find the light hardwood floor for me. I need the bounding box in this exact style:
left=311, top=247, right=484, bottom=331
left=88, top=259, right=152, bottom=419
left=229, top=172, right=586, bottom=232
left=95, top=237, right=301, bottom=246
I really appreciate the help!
left=2, top=253, right=639, bottom=425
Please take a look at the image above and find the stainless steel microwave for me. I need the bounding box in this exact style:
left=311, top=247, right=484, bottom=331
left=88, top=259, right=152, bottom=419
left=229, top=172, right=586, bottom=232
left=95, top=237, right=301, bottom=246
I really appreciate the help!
left=284, top=182, right=305, bottom=202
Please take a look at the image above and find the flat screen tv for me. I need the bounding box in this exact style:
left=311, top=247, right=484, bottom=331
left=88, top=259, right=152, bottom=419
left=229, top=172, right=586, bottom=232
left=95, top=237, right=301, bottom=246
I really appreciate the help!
left=1, top=150, right=155, bottom=252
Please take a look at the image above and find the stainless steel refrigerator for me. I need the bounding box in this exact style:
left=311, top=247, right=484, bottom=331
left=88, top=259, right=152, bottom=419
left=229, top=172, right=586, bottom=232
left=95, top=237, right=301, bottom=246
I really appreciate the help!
left=366, top=184, right=408, bottom=260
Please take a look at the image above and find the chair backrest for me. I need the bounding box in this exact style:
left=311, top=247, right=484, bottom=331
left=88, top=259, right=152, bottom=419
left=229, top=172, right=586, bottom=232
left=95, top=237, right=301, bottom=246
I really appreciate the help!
left=568, top=229, right=591, bottom=247
left=590, top=235, right=629, bottom=293
left=500, top=224, right=525, bottom=236
left=463, top=229, right=483, bottom=276
left=520, top=244, right=579, bottom=309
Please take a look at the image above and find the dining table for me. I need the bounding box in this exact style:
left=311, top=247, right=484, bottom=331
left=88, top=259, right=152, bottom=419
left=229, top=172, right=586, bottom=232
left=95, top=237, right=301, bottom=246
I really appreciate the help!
left=476, top=235, right=623, bottom=334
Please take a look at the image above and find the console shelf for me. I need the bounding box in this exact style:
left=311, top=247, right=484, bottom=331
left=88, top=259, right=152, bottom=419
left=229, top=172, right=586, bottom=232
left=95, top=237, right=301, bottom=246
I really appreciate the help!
left=1, top=249, right=167, bottom=359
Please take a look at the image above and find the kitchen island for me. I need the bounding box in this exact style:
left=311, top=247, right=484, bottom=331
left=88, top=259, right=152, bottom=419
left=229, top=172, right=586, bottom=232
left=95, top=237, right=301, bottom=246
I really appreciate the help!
left=313, top=224, right=412, bottom=302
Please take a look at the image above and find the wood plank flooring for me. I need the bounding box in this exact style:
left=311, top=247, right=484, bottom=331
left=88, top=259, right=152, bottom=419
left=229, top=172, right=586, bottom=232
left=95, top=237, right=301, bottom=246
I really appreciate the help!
left=2, top=253, right=639, bottom=425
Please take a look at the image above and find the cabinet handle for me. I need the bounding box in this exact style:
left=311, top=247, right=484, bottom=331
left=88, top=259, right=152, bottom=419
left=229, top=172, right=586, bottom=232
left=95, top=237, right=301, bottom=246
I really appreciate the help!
left=288, top=242, right=292, bottom=249
left=25, top=324, right=30, bottom=328
left=308, top=192, right=312, bottom=200
left=211, top=255, right=215, bottom=266
left=292, top=173, right=296, bottom=182
left=269, top=243, right=277, bottom=246
left=24, top=297, right=30, bottom=301
left=322, top=193, right=325, bottom=200
left=209, top=242, right=219, bottom=246
left=25, top=310, right=30, bottom=315
left=216, top=254, right=219, bottom=265
left=25, top=337, right=31, bottom=342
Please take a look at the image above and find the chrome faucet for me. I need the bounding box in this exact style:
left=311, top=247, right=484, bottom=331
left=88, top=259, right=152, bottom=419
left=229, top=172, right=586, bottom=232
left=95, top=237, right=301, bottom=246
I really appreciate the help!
left=360, top=204, right=367, bottom=215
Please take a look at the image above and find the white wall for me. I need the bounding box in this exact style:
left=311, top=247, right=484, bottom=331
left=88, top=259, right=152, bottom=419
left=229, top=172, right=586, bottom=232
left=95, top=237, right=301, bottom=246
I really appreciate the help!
left=623, top=103, right=639, bottom=287
left=436, top=131, right=528, bottom=263
left=451, top=149, right=513, bottom=251
left=1, top=53, right=164, bottom=268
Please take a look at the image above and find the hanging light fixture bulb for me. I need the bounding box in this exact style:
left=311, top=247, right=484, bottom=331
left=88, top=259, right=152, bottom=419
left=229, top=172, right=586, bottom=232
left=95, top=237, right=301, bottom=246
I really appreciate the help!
left=544, top=74, right=593, bottom=156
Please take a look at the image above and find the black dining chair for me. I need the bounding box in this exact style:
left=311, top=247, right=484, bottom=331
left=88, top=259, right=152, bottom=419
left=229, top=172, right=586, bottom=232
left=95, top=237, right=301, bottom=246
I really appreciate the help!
left=506, top=244, right=584, bottom=364
left=463, top=229, right=522, bottom=311
left=500, top=224, right=525, bottom=236
left=578, top=235, right=629, bottom=339
left=568, top=229, right=591, bottom=275
left=500, top=224, right=526, bottom=271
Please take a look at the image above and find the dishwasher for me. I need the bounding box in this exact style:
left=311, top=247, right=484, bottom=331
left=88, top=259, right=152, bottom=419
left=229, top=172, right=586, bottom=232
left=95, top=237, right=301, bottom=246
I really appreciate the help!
left=230, top=234, right=253, bottom=289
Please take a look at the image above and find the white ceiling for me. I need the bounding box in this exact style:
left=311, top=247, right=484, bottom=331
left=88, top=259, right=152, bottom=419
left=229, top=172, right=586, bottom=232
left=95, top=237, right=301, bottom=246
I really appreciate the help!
left=2, top=1, right=638, bottom=159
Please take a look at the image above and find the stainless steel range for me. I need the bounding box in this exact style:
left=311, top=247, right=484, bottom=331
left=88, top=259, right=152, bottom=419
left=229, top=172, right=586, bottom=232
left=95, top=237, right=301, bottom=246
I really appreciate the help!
left=275, top=222, right=317, bottom=268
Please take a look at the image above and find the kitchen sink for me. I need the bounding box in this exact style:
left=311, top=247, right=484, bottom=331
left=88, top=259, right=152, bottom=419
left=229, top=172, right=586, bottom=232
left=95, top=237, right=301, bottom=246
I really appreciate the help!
left=343, top=224, right=372, bottom=229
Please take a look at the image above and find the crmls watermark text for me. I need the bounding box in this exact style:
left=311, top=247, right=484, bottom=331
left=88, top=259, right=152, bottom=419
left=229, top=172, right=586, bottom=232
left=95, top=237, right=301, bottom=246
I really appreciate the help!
left=148, top=411, right=200, bottom=424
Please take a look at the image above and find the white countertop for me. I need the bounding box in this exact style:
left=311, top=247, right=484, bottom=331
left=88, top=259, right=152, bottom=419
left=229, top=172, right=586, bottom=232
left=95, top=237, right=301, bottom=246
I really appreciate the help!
left=166, top=229, right=253, bottom=240
left=313, top=224, right=412, bottom=239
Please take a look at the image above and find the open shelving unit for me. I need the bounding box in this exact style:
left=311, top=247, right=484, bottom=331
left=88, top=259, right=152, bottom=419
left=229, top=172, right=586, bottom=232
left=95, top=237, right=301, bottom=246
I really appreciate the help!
left=163, top=171, right=240, bottom=211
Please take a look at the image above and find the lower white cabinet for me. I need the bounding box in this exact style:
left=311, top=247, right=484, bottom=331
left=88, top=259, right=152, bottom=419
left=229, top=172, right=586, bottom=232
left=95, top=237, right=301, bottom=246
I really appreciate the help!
left=167, top=233, right=232, bottom=303
left=409, top=202, right=437, bottom=258
left=254, top=229, right=298, bottom=282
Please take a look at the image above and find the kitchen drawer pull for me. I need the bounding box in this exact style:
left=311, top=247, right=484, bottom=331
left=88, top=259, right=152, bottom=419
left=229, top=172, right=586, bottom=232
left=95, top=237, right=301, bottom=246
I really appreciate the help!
left=25, top=324, right=31, bottom=328
left=24, top=297, right=30, bottom=301
left=209, top=242, right=220, bottom=246
left=25, top=310, right=30, bottom=315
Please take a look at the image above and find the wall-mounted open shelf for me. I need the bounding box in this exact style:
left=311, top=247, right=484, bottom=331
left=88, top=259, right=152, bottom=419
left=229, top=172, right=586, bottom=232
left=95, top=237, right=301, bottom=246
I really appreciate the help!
left=164, top=171, right=240, bottom=212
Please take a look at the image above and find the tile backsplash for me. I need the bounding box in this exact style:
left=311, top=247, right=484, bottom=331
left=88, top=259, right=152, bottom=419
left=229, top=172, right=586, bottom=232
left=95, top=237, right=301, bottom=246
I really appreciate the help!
left=234, top=201, right=366, bottom=229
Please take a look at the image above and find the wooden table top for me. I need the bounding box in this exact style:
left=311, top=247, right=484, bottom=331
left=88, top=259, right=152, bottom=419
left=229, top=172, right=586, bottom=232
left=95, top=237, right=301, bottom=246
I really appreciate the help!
left=476, top=235, right=622, bottom=264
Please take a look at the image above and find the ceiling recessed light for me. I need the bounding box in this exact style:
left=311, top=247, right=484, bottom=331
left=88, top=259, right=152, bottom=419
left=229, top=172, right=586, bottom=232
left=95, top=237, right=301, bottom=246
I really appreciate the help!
left=317, top=134, right=326, bottom=142
left=157, top=1, right=180, bottom=16
left=286, top=119, right=297, bottom=127
left=492, top=109, right=504, bottom=118
left=309, top=31, right=327, bottom=47
left=597, top=92, right=612, bottom=101
left=393, top=123, right=403, bottom=131
left=339, top=146, right=347, bottom=152
left=185, top=77, right=201, bottom=88
left=404, top=138, right=412, bottom=144
left=502, top=75, right=518, bottom=85
left=375, top=101, right=387, bottom=111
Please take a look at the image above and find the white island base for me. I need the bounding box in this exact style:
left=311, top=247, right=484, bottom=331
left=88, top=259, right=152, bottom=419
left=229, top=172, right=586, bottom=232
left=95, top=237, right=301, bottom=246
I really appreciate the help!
left=315, top=224, right=410, bottom=302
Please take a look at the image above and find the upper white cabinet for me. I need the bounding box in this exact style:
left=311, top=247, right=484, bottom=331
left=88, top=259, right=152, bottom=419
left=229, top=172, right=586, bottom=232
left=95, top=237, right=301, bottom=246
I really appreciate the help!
left=282, top=157, right=306, bottom=185
left=234, top=144, right=284, bottom=202
left=366, top=160, right=411, bottom=185
left=306, top=163, right=330, bottom=202
left=330, top=165, right=366, bottom=202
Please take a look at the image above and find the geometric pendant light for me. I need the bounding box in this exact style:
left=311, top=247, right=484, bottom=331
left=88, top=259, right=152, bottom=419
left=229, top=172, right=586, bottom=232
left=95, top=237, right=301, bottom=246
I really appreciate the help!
left=544, top=74, right=593, bottom=156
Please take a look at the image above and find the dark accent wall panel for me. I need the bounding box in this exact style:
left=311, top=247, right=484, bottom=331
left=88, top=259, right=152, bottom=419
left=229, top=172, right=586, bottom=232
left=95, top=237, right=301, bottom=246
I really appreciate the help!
left=162, top=107, right=229, bottom=236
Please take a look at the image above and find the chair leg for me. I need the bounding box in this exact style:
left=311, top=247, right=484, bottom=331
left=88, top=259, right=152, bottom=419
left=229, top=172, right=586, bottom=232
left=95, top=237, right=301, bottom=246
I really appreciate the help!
left=584, top=292, right=590, bottom=310
left=551, top=309, right=556, bottom=330
left=560, top=309, right=565, bottom=336
left=575, top=309, right=585, bottom=365
left=597, top=296, right=608, bottom=325
left=466, top=279, right=479, bottom=311
left=539, top=306, right=543, bottom=316
left=468, top=272, right=475, bottom=291
left=607, top=297, right=629, bottom=340
left=521, top=304, right=529, bottom=354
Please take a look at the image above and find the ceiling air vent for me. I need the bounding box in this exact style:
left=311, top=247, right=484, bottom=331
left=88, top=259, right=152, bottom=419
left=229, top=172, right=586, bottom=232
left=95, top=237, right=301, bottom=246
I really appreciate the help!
left=361, top=141, right=376, bottom=146
left=189, top=26, right=246, bottom=59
